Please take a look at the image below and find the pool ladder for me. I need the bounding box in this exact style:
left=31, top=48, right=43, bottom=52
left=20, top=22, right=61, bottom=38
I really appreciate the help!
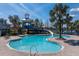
left=29, top=45, right=38, bottom=56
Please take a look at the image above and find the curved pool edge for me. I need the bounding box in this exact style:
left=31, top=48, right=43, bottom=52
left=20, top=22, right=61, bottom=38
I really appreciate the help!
left=7, top=40, right=31, bottom=55
left=7, top=41, right=17, bottom=51
left=6, top=38, right=64, bottom=55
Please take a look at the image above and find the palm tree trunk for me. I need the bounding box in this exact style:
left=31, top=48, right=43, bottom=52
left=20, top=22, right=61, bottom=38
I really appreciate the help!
left=61, top=22, right=63, bottom=34
left=59, top=19, right=62, bottom=38
left=67, top=24, right=69, bottom=32
left=59, top=24, right=62, bottom=38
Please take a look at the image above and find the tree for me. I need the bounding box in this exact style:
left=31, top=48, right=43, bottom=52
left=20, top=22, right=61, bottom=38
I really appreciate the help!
left=49, top=3, right=70, bottom=38
left=0, top=18, right=6, bottom=24
left=40, top=20, right=44, bottom=29
left=64, top=14, right=73, bottom=32
left=74, top=20, right=79, bottom=32
left=34, top=18, right=40, bottom=28
left=8, top=15, right=20, bottom=35
left=0, top=18, right=10, bottom=36
left=69, top=22, right=74, bottom=34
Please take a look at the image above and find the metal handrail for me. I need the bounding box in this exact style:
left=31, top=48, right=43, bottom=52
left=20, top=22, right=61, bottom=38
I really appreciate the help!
left=30, top=45, right=38, bottom=56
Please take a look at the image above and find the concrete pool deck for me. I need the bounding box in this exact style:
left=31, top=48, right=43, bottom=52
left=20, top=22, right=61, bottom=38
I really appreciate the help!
left=0, top=35, right=79, bottom=56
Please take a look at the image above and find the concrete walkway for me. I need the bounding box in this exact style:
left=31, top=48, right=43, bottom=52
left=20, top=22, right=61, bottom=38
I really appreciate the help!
left=0, top=36, right=29, bottom=56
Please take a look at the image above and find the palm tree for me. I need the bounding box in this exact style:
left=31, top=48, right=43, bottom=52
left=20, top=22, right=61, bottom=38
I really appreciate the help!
left=49, top=3, right=70, bottom=38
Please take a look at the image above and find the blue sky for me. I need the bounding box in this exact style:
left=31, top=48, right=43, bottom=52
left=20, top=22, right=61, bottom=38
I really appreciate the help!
left=0, top=3, right=79, bottom=24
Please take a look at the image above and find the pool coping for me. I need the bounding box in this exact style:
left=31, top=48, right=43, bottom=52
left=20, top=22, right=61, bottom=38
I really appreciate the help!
left=6, top=35, right=64, bottom=55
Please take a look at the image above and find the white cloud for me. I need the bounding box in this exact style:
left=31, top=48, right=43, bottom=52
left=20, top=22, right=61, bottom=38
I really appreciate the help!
left=69, top=8, right=79, bottom=18
left=70, top=8, right=79, bottom=12
left=70, top=14, right=75, bottom=17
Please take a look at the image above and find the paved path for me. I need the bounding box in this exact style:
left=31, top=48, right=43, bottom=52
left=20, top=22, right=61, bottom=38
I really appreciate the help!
left=0, top=36, right=29, bottom=56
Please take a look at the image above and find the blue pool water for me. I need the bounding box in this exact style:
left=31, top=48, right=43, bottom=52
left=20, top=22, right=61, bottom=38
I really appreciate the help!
left=9, top=35, right=69, bottom=53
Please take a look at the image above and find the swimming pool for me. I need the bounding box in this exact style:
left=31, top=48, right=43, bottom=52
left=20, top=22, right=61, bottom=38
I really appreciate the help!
left=8, top=35, right=65, bottom=53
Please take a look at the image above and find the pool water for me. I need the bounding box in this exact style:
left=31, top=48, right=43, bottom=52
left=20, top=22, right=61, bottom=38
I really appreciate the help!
left=9, top=35, right=66, bottom=53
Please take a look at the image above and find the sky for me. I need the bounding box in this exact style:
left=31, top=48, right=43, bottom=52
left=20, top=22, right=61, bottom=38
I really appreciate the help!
left=0, top=3, right=79, bottom=24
